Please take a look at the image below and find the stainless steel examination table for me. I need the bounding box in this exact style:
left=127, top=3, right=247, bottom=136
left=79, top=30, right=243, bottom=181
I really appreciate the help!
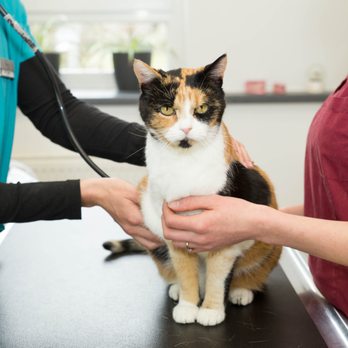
left=0, top=208, right=329, bottom=348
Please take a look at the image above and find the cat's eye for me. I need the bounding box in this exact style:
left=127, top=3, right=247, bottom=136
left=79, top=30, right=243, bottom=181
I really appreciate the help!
left=195, top=104, right=208, bottom=114
left=160, top=106, right=175, bottom=116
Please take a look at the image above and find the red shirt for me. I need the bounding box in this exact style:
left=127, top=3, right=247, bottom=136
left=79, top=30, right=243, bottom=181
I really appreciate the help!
left=305, top=77, right=348, bottom=317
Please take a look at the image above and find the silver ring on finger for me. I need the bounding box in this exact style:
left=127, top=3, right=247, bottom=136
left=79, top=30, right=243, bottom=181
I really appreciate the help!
left=185, top=241, right=193, bottom=253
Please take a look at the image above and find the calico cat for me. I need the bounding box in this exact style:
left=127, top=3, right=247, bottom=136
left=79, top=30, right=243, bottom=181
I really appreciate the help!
left=103, top=54, right=282, bottom=326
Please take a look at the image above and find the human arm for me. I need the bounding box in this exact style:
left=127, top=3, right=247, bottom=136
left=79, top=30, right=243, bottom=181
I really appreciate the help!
left=280, top=204, right=304, bottom=216
left=17, top=56, right=146, bottom=166
left=161, top=195, right=348, bottom=266
left=0, top=180, right=81, bottom=222
left=0, top=179, right=162, bottom=249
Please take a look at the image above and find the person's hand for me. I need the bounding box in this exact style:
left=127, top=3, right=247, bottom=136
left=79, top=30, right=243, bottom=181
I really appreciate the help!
left=81, top=178, right=162, bottom=250
left=162, top=195, right=263, bottom=253
left=232, top=138, right=254, bottom=168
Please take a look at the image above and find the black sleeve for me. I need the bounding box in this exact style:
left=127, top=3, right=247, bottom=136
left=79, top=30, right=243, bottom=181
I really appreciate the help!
left=0, top=180, right=81, bottom=223
left=17, top=55, right=146, bottom=166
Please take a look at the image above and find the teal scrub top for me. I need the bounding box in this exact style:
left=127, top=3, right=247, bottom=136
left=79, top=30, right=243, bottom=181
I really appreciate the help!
left=0, top=0, right=35, bottom=182
left=0, top=0, right=36, bottom=230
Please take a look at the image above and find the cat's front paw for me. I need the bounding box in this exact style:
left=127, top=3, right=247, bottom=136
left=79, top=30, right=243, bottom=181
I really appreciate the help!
left=229, top=288, right=254, bottom=306
left=168, top=284, right=180, bottom=301
left=173, top=301, right=199, bottom=324
left=196, top=307, right=225, bottom=326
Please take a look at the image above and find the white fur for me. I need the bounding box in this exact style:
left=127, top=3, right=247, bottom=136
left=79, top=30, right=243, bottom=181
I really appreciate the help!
left=196, top=307, right=225, bottom=326
left=141, top=122, right=256, bottom=256
left=164, top=111, right=212, bottom=145
left=141, top=125, right=227, bottom=238
left=133, top=59, right=158, bottom=84
left=177, top=99, right=193, bottom=131
left=168, top=283, right=180, bottom=301
left=229, top=288, right=254, bottom=306
left=173, top=300, right=199, bottom=324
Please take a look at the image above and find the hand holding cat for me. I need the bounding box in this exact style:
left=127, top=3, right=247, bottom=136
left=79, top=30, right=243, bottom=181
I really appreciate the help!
left=80, top=178, right=162, bottom=249
left=163, top=193, right=348, bottom=266
left=232, top=139, right=254, bottom=169
left=160, top=139, right=257, bottom=253
left=162, top=195, right=261, bottom=252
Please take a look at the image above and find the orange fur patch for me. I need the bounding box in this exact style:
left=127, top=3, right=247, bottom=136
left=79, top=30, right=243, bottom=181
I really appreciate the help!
left=137, top=176, right=148, bottom=193
left=149, top=255, right=177, bottom=283
left=181, top=66, right=204, bottom=78
left=173, top=79, right=206, bottom=118
left=149, top=112, right=177, bottom=130
left=221, top=122, right=238, bottom=164
left=168, top=242, right=200, bottom=305
left=231, top=243, right=282, bottom=291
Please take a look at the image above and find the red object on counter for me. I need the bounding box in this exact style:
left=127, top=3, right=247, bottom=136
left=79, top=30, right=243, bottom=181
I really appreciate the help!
left=245, top=81, right=266, bottom=95
left=273, top=83, right=286, bottom=95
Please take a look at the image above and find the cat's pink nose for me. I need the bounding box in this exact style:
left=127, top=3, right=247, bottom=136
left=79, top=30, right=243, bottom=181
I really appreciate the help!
left=181, top=127, right=192, bottom=135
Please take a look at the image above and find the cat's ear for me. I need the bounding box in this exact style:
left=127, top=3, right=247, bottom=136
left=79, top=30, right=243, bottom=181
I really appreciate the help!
left=203, top=54, right=227, bottom=82
left=133, top=59, right=161, bottom=85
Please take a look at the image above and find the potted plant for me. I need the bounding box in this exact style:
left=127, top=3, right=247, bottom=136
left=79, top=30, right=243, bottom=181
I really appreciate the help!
left=112, top=26, right=152, bottom=92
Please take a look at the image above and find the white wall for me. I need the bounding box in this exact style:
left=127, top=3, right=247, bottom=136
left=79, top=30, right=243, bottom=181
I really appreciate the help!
left=223, top=102, right=316, bottom=207
left=23, top=0, right=348, bottom=92
left=181, top=0, right=348, bottom=92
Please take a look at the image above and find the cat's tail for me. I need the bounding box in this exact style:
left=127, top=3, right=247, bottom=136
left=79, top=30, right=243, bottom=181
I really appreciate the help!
left=102, top=239, right=147, bottom=254
left=103, top=239, right=177, bottom=283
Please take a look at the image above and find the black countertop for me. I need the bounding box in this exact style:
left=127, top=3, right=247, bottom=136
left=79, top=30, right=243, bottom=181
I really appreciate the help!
left=0, top=208, right=327, bottom=348
left=79, top=92, right=329, bottom=106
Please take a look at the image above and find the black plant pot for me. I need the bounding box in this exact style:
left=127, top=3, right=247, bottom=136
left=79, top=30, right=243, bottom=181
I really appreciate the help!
left=44, top=52, right=61, bottom=73
left=113, top=52, right=151, bottom=92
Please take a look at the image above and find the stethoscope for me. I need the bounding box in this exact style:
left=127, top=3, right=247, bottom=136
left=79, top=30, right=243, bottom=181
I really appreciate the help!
left=0, top=4, right=109, bottom=178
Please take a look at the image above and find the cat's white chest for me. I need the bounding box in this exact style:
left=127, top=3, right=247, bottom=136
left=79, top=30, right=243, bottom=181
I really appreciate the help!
left=141, top=131, right=228, bottom=238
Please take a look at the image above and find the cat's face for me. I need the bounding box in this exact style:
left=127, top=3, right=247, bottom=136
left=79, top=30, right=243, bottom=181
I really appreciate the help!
left=134, top=55, right=227, bottom=149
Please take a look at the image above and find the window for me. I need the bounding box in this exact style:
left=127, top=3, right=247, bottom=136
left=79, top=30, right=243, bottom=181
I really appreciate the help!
left=30, top=19, right=170, bottom=73
left=26, top=0, right=181, bottom=91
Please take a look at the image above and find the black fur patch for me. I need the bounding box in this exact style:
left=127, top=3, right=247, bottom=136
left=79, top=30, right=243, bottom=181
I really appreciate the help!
left=186, top=71, right=223, bottom=90
left=219, top=161, right=271, bottom=205
left=150, top=245, right=170, bottom=263
left=139, top=79, right=180, bottom=126
left=102, top=241, right=113, bottom=251
left=179, top=139, right=191, bottom=148
left=185, top=72, right=204, bottom=89
left=194, top=103, right=219, bottom=123
left=186, top=73, right=226, bottom=125
left=166, top=68, right=182, bottom=78
left=122, top=239, right=138, bottom=252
